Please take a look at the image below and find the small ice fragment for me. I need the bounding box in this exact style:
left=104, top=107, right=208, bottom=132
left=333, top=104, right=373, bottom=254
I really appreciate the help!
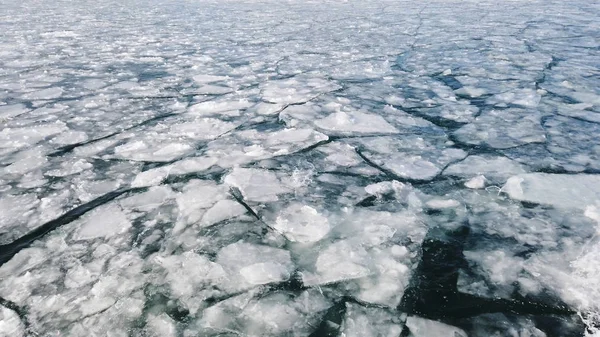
left=455, top=86, right=486, bottom=98
left=239, top=262, right=291, bottom=285
left=426, top=199, right=460, bottom=209
left=131, top=167, right=171, bottom=188
left=465, top=175, right=486, bottom=189
left=192, top=74, right=229, bottom=83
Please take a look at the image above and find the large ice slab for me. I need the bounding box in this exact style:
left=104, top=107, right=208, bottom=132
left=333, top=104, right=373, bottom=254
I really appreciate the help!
left=452, top=109, right=546, bottom=149
left=443, top=155, right=528, bottom=183
left=224, top=167, right=291, bottom=202
left=503, top=173, right=600, bottom=209
left=355, top=135, right=467, bottom=180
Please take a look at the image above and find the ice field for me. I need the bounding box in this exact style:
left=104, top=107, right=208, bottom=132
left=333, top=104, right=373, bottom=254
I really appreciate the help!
left=0, top=0, right=599, bottom=336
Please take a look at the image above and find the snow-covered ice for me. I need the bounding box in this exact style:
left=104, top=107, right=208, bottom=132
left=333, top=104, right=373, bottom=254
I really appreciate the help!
left=0, top=0, right=599, bottom=336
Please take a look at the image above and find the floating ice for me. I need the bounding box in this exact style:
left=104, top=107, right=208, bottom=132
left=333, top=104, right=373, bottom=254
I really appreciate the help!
left=341, top=303, right=404, bottom=337
left=260, top=77, right=340, bottom=105
left=315, top=110, right=398, bottom=135
left=0, top=104, right=28, bottom=120
left=487, top=88, right=541, bottom=108
left=74, top=204, right=132, bottom=240
left=303, top=240, right=372, bottom=285
left=0, top=306, right=25, bottom=337
left=273, top=203, right=330, bottom=243
left=0, top=122, right=68, bottom=150
left=503, top=173, right=600, bottom=209
left=192, top=74, right=229, bottom=83
left=405, top=316, right=467, bottom=337
left=465, top=175, right=486, bottom=189
left=188, top=99, right=252, bottom=116
left=200, top=199, right=247, bottom=227
left=145, top=313, right=177, bottom=337
left=217, top=242, right=294, bottom=289
left=224, top=167, right=290, bottom=202
left=444, top=155, right=527, bottom=183
left=357, top=136, right=467, bottom=180
left=453, top=109, right=546, bottom=149
left=21, top=87, right=63, bottom=100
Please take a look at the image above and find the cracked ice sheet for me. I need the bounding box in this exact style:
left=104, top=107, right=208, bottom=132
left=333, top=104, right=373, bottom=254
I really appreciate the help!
left=0, top=198, right=149, bottom=336
left=353, top=135, right=467, bottom=181
left=1, top=0, right=600, bottom=336
left=201, top=127, right=328, bottom=168
left=298, top=208, right=427, bottom=307
left=452, top=108, right=547, bottom=149
left=452, top=177, right=600, bottom=333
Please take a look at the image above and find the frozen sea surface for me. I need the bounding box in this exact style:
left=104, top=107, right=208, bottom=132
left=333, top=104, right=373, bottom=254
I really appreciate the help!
left=0, top=0, right=599, bottom=336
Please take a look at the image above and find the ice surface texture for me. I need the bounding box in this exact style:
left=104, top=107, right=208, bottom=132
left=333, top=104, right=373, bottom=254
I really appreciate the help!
left=0, top=0, right=599, bottom=336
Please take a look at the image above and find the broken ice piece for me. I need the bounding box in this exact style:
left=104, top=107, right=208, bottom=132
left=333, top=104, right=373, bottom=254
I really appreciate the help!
left=273, top=204, right=330, bottom=243
left=465, top=175, right=486, bottom=189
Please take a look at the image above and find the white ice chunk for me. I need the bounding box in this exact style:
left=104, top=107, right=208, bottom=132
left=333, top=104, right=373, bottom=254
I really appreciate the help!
left=224, top=167, right=290, bottom=202
left=502, top=173, right=600, bottom=209
left=464, top=250, right=524, bottom=290
left=273, top=204, right=330, bottom=243
left=261, top=77, right=340, bottom=105
left=239, top=262, right=293, bottom=285
left=405, top=316, right=467, bottom=337
left=426, top=199, right=460, bottom=209
left=354, top=248, right=411, bottom=307
left=239, top=291, right=329, bottom=336
left=217, top=242, right=294, bottom=288
left=488, top=88, right=541, bottom=108
left=170, top=157, right=218, bottom=175
left=176, top=180, right=227, bottom=224
left=357, top=136, right=467, bottom=181
left=188, top=99, right=252, bottom=116
left=51, top=130, right=88, bottom=145
left=0, top=307, right=25, bottom=337
left=192, top=74, right=229, bottom=83
left=465, top=175, right=487, bottom=189
left=315, top=110, right=398, bottom=135
left=22, top=87, right=63, bottom=100
left=303, top=240, right=371, bottom=285
left=120, top=186, right=172, bottom=212
left=452, top=109, right=545, bottom=149
left=444, top=155, right=527, bottom=181
left=155, top=251, right=226, bottom=301
left=169, top=118, right=236, bottom=140
left=196, top=290, right=329, bottom=336
left=0, top=104, right=28, bottom=120
left=74, top=204, right=131, bottom=240
left=45, top=159, right=93, bottom=177
left=145, top=313, right=177, bottom=337
left=455, top=86, right=487, bottom=98
left=0, top=193, right=40, bottom=242
left=318, top=142, right=363, bottom=167
left=199, top=199, right=247, bottom=227
left=114, top=140, right=192, bottom=162
left=341, top=303, right=403, bottom=337
left=131, top=167, right=171, bottom=188
left=3, top=148, right=47, bottom=175
left=0, top=122, right=68, bottom=149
